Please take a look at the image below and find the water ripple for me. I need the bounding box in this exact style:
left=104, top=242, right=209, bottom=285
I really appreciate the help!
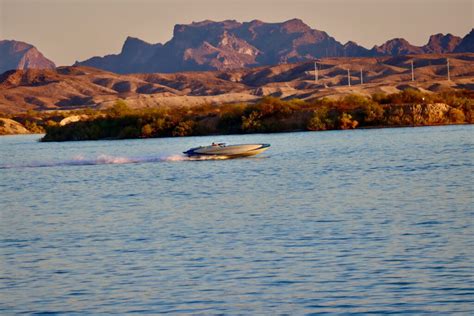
left=1, top=126, right=473, bottom=314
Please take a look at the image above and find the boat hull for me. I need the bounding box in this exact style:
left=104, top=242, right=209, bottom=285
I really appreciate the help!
left=184, top=143, right=270, bottom=158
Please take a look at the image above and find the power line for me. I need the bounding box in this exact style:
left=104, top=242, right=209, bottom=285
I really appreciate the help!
left=314, top=61, right=318, bottom=83
left=447, top=58, right=451, bottom=81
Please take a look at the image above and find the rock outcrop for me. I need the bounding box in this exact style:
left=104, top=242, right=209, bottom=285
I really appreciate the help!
left=0, top=40, right=56, bottom=74
left=0, top=118, right=31, bottom=135
left=454, top=29, right=474, bottom=53
left=59, top=115, right=90, bottom=126
left=424, top=34, right=462, bottom=53
left=371, top=38, right=424, bottom=56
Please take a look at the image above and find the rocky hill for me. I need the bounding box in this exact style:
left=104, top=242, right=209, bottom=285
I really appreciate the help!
left=1, top=53, right=473, bottom=114
left=75, top=19, right=473, bottom=73
left=424, top=34, right=462, bottom=53
left=370, top=38, right=425, bottom=56
left=0, top=118, right=31, bottom=135
left=0, top=40, right=56, bottom=74
left=455, top=29, right=474, bottom=53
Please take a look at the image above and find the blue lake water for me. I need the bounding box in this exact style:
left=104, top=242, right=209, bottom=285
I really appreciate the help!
left=1, top=125, right=473, bottom=314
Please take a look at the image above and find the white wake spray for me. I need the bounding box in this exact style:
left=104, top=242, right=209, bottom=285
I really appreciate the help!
left=0, top=153, right=230, bottom=169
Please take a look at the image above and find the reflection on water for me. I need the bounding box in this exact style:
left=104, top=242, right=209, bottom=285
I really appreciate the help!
left=1, top=125, right=473, bottom=314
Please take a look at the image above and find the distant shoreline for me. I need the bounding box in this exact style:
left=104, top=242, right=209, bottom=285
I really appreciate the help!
left=35, top=89, right=472, bottom=142
left=2, top=89, right=471, bottom=140
left=1, top=121, right=472, bottom=140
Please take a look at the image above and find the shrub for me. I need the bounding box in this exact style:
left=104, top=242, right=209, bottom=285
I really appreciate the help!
left=371, top=92, right=390, bottom=104
left=141, top=124, right=154, bottom=137
left=194, top=116, right=218, bottom=135
left=386, top=107, right=404, bottom=126
left=172, top=120, right=194, bottom=136
left=448, top=108, right=465, bottom=123
left=24, top=120, right=45, bottom=133
left=107, top=99, right=131, bottom=117
left=307, top=107, right=330, bottom=131
left=342, top=94, right=372, bottom=108
left=118, top=125, right=140, bottom=139
left=339, top=112, right=358, bottom=129
left=361, top=102, right=384, bottom=125
left=386, top=89, right=428, bottom=104
left=45, top=120, right=57, bottom=127
left=241, top=111, right=262, bottom=132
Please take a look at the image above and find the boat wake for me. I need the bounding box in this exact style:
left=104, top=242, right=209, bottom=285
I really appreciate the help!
left=0, top=154, right=230, bottom=169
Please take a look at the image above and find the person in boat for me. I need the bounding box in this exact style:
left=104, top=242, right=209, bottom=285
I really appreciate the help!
left=212, top=142, right=218, bottom=146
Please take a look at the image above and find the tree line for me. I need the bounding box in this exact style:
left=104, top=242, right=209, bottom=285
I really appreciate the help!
left=10, top=89, right=470, bottom=141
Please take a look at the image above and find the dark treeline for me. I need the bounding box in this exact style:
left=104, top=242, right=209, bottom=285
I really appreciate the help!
left=40, top=89, right=473, bottom=141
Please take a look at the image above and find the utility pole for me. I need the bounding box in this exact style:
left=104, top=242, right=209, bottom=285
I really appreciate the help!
left=447, top=58, right=451, bottom=81
left=314, top=61, right=318, bottom=83
left=347, top=69, right=351, bottom=87
left=360, top=68, right=363, bottom=85
left=411, top=60, right=414, bottom=81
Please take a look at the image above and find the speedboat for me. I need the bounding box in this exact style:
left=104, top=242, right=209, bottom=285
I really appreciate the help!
left=184, top=143, right=270, bottom=158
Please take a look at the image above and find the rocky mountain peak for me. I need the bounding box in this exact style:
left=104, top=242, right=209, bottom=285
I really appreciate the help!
left=280, top=18, right=311, bottom=33
left=372, top=38, right=424, bottom=55
left=454, top=28, right=474, bottom=52
left=424, top=33, right=461, bottom=53
left=121, top=36, right=155, bottom=55
left=344, top=41, right=359, bottom=48
left=0, top=40, right=55, bottom=74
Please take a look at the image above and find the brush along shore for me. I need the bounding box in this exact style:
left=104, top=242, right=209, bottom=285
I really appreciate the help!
left=1, top=89, right=471, bottom=140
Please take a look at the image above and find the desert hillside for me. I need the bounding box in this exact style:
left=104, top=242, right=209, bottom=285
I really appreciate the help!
left=0, top=53, right=473, bottom=114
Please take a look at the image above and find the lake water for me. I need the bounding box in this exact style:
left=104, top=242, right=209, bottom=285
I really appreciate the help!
left=1, top=125, right=473, bottom=314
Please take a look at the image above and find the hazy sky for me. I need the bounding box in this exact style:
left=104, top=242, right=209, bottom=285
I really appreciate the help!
left=1, top=0, right=472, bottom=66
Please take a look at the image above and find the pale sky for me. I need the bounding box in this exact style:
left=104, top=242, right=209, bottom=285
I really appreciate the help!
left=0, top=0, right=472, bottom=66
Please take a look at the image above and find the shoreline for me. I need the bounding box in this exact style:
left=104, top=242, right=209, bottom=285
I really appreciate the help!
left=2, top=114, right=471, bottom=140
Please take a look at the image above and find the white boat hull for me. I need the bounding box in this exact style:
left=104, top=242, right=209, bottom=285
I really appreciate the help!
left=184, top=143, right=270, bottom=158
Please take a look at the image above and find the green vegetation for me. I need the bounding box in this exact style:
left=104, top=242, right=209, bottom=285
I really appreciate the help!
left=6, top=89, right=470, bottom=141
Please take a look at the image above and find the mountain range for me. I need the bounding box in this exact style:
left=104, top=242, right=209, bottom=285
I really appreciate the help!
left=74, top=19, right=473, bottom=74
left=0, top=19, right=472, bottom=76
